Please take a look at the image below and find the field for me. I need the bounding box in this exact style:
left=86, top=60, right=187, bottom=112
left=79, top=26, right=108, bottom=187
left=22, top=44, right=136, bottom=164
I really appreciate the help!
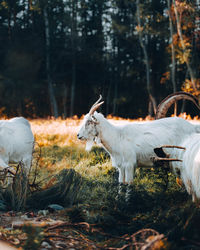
left=0, top=116, right=200, bottom=249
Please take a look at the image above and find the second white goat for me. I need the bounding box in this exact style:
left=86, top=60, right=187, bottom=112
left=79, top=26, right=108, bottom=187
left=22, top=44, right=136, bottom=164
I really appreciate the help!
left=0, top=117, right=34, bottom=176
left=168, top=134, right=200, bottom=202
left=77, top=95, right=200, bottom=184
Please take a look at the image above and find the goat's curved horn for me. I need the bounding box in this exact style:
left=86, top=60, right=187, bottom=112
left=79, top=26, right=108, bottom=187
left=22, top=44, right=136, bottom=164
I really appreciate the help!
left=155, top=91, right=200, bottom=119
left=91, top=95, right=102, bottom=108
left=89, top=95, right=104, bottom=115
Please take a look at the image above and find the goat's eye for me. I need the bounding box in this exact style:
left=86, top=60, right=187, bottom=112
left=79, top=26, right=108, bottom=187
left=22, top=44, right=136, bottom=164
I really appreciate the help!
left=86, top=120, right=92, bottom=126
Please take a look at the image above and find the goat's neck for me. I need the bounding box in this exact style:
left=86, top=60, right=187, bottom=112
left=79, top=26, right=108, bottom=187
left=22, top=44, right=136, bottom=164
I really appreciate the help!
left=97, top=118, right=117, bottom=154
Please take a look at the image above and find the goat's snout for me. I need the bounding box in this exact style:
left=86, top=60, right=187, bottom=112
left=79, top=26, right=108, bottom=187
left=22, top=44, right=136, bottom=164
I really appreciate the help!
left=77, top=133, right=83, bottom=140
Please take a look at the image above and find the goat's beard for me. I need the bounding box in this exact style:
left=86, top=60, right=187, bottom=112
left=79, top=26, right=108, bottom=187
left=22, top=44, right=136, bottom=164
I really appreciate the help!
left=85, top=136, right=101, bottom=151
left=86, top=140, right=94, bottom=151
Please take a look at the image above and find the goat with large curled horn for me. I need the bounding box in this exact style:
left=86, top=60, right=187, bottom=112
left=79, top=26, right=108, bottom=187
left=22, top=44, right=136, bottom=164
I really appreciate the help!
left=153, top=92, right=200, bottom=202
left=77, top=93, right=200, bottom=190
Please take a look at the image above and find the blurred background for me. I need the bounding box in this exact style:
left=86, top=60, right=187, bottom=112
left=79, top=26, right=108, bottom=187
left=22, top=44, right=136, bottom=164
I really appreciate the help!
left=0, top=0, right=200, bottom=118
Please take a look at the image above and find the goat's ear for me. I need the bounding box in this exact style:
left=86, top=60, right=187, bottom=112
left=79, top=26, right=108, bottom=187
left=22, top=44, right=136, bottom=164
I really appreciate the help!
left=91, top=115, right=99, bottom=124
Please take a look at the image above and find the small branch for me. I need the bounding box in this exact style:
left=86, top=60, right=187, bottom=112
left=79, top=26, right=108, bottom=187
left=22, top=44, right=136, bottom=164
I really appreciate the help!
left=45, top=221, right=91, bottom=232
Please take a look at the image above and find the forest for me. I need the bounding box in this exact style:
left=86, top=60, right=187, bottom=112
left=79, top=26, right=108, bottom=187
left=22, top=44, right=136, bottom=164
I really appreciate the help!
left=0, top=0, right=200, bottom=118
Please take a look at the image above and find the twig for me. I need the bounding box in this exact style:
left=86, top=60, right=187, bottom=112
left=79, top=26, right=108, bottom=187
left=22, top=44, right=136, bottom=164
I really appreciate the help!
left=45, top=233, right=99, bottom=248
left=45, top=221, right=91, bottom=232
left=29, top=142, right=42, bottom=189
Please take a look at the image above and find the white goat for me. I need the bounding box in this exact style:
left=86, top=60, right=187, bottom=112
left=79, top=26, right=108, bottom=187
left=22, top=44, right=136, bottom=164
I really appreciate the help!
left=77, top=95, right=200, bottom=184
left=158, top=134, right=200, bottom=202
left=0, top=117, right=34, bottom=176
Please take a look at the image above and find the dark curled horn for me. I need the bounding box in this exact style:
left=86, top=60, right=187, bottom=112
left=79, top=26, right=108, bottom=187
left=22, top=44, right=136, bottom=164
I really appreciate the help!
left=155, top=91, right=200, bottom=119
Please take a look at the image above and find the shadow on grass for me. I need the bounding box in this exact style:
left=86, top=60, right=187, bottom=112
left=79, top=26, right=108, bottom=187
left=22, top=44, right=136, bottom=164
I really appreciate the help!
left=0, top=146, right=199, bottom=249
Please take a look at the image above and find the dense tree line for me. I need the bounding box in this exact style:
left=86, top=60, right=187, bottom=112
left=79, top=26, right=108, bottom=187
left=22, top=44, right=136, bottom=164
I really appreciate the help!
left=0, top=0, right=199, bottom=118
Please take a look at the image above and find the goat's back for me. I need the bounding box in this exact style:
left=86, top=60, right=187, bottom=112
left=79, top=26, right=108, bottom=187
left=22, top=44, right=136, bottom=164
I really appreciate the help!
left=0, top=117, right=34, bottom=164
left=120, top=117, right=196, bottom=146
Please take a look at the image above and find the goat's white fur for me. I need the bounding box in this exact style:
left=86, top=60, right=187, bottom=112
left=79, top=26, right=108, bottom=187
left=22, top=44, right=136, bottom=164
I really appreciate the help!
left=0, top=117, right=34, bottom=175
left=170, top=134, right=200, bottom=202
left=78, top=111, right=200, bottom=184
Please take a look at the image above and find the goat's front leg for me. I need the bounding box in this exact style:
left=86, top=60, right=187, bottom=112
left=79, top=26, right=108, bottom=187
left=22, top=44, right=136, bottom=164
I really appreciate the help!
left=125, top=165, right=135, bottom=184
left=124, top=164, right=136, bottom=202
left=118, top=167, right=125, bottom=184
left=117, top=167, right=125, bottom=195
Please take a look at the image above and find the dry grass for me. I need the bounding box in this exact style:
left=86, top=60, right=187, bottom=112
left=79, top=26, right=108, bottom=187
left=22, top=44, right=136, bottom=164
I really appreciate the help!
left=29, top=113, right=200, bottom=147
left=27, top=114, right=200, bottom=183
left=28, top=114, right=200, bottom=183
left=29, top=117, right=115, bottom=183
left=30, top=117, right=81, bottom=147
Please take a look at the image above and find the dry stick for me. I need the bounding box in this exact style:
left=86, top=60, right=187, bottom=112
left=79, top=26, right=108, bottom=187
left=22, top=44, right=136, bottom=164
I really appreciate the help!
left=44, top=233, right=99, bottom=247
left=46, top=224, right=165, bottom=249
left=29, top=142, right=42, bottom=188
left=45, top=221, right=91, bottom=232
left=45, top=234, right=75, bottom=240
left=108, top=229, right=163, bottom=250
left=46, top=222, right=132, bottom=241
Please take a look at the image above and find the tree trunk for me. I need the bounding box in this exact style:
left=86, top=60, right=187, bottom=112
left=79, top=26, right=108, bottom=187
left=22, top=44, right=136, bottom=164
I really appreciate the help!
left=172, top=0, right=197, bottom=92
left=63, top=83, right=68, bottom=119
left=113, top=78, right=118, bottom=115
left=112, top=42, right=119, bottom=115
left=195, top=0, right=200, bottom=46
left=43, top=5, right=58, bottom=118
left=106, top=80, right=111, bottom=116
left=167, top=0, right=176, bottom=93
left=136, top=0, right=157, bottom=115
left=167, top=0, right=177, bottom=115
left=69, top=0, right=77, bottom=117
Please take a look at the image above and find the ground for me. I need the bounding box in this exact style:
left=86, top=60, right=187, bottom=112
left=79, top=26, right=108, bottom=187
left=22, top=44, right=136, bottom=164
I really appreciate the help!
left=0, top=116, right=200, bottom=249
